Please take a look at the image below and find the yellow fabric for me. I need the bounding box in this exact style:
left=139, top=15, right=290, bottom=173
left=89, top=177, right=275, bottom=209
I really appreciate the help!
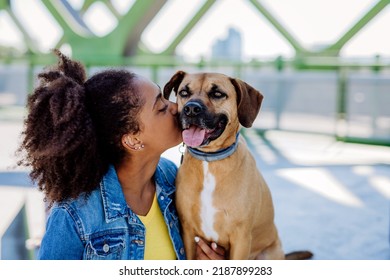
left=137, top=193, right=176, bottom=260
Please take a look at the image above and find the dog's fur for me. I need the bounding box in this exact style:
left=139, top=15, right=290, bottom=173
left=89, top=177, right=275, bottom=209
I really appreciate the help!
left=164, top=71, right=312, bottom=260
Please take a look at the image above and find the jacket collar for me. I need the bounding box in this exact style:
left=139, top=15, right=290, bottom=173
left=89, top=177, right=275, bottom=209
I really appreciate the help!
left=100, top=161, right=176, bottom=223
left=100, top=165, right=128, bottom=223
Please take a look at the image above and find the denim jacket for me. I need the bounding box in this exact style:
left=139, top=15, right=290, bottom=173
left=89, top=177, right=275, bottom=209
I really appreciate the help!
left=38, top=158, right=186, bottom=260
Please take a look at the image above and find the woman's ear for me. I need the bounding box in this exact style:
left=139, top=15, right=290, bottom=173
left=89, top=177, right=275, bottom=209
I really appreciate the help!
left=122, top=134, right=144, bottom=151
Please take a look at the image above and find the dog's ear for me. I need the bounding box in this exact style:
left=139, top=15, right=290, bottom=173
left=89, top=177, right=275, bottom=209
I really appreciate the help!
left=230, top=78, right=263, bottom=128
left=163, top=71, right=186, bottom=100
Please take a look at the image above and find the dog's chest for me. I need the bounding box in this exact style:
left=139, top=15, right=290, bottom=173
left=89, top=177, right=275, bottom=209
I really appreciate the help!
left=199, top=161, right=220, bottom=242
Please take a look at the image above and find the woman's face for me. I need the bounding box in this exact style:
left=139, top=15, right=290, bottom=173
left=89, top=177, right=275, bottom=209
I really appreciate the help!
left=134, top=76, right=182, bottom=154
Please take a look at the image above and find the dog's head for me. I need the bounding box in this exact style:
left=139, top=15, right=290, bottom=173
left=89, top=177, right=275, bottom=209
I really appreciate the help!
left=164, top=71, right=263, bottom=151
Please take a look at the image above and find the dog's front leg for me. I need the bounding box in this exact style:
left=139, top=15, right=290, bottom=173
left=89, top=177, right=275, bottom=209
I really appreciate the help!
left=182, top=228, right=197, bottom=260
left=228, top=232, right=252, bottom=260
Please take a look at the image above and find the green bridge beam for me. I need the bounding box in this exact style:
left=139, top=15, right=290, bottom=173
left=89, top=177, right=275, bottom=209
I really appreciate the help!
left=0, top=0, right=38, bottom=53
left=40, top=0, right=167, bottom=64
left=41, top=0, right=93, bottom=38
left=248, top=0, right=307, bottom=55
left=325, top=0, right=390, bottom=55
left=161, top=0, right=217, bottom=56
left=121, top=0, right=167, bottom=56
left=2, top=0, right=390, bottom=68
left=0, top=0, right=8, bottom=9
left=80, top=0, right=121, bottom=19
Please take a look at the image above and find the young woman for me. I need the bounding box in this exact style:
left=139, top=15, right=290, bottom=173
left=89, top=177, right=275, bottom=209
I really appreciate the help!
left=18, top=50, right=224, bottom=260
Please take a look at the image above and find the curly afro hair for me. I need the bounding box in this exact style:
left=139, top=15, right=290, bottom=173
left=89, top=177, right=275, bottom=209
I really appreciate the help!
left=18, top=50, right=144, bottom=204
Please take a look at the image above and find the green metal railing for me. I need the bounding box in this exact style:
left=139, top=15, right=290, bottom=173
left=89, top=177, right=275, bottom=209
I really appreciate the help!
left=0, top=0, right=389, bottom=146
left=1, top=0, right=389, bottom=65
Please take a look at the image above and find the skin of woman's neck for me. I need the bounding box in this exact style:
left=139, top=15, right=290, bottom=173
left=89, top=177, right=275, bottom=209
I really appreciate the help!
left=115, top=153, right=160, bottom=215
left=116, top=153, right=160, bottom=192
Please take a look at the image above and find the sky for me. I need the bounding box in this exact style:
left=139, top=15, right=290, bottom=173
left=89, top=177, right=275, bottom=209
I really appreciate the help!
left=0, top=0, right=390, bottom=60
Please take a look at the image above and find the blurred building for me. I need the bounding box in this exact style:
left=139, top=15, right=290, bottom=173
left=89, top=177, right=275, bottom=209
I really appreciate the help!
left=211, top=27, right=242, bottom=61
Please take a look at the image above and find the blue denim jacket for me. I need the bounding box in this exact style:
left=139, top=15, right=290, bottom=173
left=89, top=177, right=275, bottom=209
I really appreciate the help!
left=38, top=158, right=186, bottom=260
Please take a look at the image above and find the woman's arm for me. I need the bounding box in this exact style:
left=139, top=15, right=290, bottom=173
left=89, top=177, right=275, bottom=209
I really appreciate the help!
left=38, top=206, right=84, bottom=260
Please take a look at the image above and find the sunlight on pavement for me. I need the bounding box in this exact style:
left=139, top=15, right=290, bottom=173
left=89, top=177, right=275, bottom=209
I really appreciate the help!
left=265, top=131, right=390, bottom=166
left=277, top=168, right=364, bottom=207
left=352, top=166, right=390, bottom=199
left=369, top=176, right=390, bottom=199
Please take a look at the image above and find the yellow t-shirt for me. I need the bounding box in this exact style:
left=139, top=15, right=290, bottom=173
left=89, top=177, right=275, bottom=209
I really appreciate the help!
left=137, top=193, right=177, bottom=260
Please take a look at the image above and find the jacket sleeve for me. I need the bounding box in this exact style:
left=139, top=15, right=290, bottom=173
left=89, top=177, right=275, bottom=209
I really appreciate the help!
left=38, top=205, right=84, bottom=260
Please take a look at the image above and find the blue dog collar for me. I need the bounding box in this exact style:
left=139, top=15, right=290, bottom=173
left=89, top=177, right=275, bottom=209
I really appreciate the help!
left=186, top=133, right=240, bottom=162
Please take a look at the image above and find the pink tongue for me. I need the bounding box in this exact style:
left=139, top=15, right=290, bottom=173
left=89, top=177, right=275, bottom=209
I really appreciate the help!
left=182, top=126, right=206, bottom=147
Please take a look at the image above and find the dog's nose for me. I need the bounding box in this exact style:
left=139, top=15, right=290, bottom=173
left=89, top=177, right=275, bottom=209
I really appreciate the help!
left=183, top=101, right=204, bottom=117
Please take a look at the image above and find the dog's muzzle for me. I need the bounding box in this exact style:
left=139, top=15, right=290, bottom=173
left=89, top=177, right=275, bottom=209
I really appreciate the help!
left=180, top=100, right=228, bottom=148
left=183, top=101, right=206, bottom=117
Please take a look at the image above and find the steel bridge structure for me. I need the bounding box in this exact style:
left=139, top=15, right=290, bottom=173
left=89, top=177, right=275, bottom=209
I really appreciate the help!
left=0, top=0, right=389, bottom=66
left=0, top=1, right=390, bottom=260
left=0, top=0, right=390, bottom=146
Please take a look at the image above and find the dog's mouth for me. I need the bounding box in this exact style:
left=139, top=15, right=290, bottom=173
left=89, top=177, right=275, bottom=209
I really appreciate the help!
left=181, top=115, right=228, bottom=148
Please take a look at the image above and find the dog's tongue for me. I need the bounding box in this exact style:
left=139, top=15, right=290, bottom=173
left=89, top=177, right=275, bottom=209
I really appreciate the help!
left=182, top=126, right=206, bottom=147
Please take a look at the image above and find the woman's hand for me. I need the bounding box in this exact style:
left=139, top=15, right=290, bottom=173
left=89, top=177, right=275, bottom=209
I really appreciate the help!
left=195, top=236, right=226, bottom=260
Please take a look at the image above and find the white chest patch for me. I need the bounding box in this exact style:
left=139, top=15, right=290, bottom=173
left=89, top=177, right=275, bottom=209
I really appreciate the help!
left=200, top=161, right=219, bottom=242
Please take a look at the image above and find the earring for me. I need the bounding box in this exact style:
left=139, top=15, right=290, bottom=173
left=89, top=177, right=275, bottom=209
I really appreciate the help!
left=132, top=144, right=144, bottom=151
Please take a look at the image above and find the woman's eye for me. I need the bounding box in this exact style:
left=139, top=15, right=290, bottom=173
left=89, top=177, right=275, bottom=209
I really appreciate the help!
left=159, top=105, right=168, bottom=112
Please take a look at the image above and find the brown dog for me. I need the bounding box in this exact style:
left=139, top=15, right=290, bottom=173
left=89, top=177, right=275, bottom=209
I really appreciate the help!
left=164, top=71, right=311, bottom=260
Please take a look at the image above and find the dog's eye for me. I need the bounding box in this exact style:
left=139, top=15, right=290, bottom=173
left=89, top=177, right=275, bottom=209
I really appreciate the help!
left=179, top=90, right=189, bottom=98
left=210, top=91, right=226, bottom=99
